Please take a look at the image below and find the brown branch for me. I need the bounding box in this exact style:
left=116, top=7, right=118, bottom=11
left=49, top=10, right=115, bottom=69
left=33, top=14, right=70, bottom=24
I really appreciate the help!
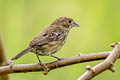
left=0, top=36, right=9, bottom=80
left=77, top=42, right=120, bottom=80
left=0, top=51, right=113, bottom=75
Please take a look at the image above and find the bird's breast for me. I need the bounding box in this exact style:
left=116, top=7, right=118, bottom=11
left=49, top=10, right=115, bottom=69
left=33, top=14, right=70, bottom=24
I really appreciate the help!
left=40, top=38, right=66, bottom=54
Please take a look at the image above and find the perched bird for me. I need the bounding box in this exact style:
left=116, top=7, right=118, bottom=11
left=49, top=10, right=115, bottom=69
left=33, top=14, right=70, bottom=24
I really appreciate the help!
left=11, top=17, right=79, bottom=64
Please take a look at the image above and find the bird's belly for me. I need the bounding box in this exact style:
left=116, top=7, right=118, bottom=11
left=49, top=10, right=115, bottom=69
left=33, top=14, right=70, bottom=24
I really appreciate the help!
left=40, top=41, right=64, bottom=55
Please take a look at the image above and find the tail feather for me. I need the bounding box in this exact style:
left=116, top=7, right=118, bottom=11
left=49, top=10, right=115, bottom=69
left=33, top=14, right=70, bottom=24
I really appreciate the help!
left=11, top=47, right=32, bottom=60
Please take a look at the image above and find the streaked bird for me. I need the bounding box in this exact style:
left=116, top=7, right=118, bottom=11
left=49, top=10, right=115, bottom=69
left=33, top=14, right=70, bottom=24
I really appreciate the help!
left=11, top=17, right=79, bottom=64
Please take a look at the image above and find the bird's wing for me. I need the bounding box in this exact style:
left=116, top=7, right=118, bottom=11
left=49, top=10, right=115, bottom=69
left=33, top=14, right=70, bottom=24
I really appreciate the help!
left=29, top=26, right=63, bottom=47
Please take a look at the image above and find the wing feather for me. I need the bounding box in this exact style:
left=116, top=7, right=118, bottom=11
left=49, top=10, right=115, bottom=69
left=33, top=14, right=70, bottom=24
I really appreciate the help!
left=29, top=26, right=64, bottom=47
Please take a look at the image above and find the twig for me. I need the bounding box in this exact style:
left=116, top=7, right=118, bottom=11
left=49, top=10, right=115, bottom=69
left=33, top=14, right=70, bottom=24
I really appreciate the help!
left=0, top=36, right=9, bottom=80
left=0, top=51, right=113, bottom=75
left=77, top=42, right=120, bottom=80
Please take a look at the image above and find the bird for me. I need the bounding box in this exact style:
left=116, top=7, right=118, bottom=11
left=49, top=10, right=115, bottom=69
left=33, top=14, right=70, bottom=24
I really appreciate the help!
left=11, top=17, right=79, bottom=64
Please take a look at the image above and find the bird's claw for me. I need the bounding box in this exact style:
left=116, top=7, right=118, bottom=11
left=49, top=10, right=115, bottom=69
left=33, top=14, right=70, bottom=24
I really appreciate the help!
left=38, top=62, right=43, bottom=65
left=37, top=62, right=50, bottom=75
left=55, top=58, right=64, bottom=68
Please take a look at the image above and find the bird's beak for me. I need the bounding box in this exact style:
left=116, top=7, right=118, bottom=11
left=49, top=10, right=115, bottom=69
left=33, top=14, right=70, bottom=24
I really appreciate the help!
left=71, top=21, right=80, bottom=27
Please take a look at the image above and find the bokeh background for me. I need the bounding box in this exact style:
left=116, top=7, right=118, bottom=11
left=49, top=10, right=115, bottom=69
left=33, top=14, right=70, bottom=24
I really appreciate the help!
left=0, top=0, right=120, bottom=80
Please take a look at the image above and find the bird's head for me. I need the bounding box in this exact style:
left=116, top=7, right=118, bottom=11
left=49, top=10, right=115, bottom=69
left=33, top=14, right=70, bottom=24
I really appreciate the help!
left=51, top=17, right=79, bottom=29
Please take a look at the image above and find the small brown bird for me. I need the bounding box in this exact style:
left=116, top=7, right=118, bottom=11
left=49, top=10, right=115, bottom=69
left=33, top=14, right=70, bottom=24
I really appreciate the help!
left=11, top=17, right=79, bottom=64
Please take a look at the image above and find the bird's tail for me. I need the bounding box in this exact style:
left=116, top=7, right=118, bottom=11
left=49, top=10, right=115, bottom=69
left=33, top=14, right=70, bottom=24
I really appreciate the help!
left=11, top=47, right=32, bottom=60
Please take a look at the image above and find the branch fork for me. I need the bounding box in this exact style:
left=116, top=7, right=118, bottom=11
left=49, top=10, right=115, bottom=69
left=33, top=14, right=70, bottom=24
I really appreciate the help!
left=77, top=42, right=120, bottom=80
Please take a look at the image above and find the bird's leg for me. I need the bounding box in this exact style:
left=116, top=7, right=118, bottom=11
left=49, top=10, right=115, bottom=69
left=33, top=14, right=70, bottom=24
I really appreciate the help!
left=36, top=53, right=43, bottom=65
left=36, top=53, right=50, bottom=75
left=48, top=54, right=64, bottom=68
left=48, top=54, right=64, bottom=61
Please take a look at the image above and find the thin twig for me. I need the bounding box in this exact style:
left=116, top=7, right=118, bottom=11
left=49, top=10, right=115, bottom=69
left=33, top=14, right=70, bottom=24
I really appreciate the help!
left=77, top=42, right=120, bottom=80
left=0, top=51, right=113, bottom=75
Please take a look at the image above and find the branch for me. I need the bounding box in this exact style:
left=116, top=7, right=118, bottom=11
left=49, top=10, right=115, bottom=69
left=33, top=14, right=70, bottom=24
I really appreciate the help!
left=0, top=51, right=113, bottom=75
left=77, top=42, right=120, bottom=80
left=0, top=36, right=9, bottom=80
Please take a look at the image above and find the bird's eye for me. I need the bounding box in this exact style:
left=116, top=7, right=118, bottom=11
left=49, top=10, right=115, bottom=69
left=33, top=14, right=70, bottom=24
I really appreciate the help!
left=68, top=20, right=72, bottom=23
left=43, top=33, right=48, bottom=36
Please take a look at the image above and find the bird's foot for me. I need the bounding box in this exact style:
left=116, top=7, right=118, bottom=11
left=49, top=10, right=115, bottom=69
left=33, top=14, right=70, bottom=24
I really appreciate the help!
left=55, top=57, right=64, bottom=68
left=38, top=61, right=44, bottom=65
left=38, top=62, right=50, bottom=75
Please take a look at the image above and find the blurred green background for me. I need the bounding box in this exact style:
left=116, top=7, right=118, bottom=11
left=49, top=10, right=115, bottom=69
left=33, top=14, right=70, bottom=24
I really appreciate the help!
left=0, top=0, right=120, bottom=80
